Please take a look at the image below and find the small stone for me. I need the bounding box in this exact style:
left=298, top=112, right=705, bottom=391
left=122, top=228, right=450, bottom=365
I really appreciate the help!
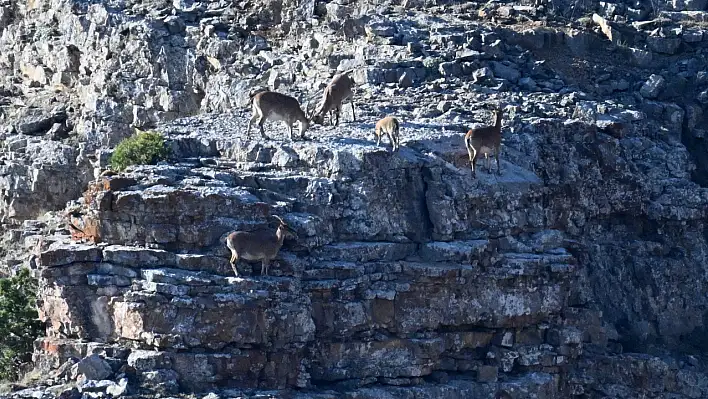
left=17, top=110, right=55, bottom=135
left=139, top=369, right=179, bottom=395
left=58, top=387, right=82, bottom=399
left=519, top=77, right=538, bottom=90
left=614, top=79, right=630, bottom=91
left=71, top=354, right=113, bottom=381
left=127, top=350, right=172, bottom=371
left=106, top=378, right=128, bottom=397
left=40, top=244, right=102, bottom=267
left=646, top=36, right=681, bottom=55
left=272, top=147, right=299, bottom=167
left=477, top=365, right=498, bottom=382
left=398, top=71, right=414, bottom=88
left=438, top=61, right=462, bottom=77
left=683, top=29, right=703, bottom=43
left=20, top=63, right=48, bottom=86
left=698, top=90, right=708, bottom=104
left=81, top=379, right=116, bottom=391
left=674, top=0, right=708, bottom=11
left=630, top=47, right=653, bottom=67
left=490, top=61, right=520, bottom=82
left=501, top=331, right=515, bottom=347
left=592, top=13, right=620, bottom=43
left=0, top=6, right=10, bottom=30
left=640, top=74, right=666, bottom=99
left=48, top=122, right=70, bottom=140
left=428, top=371, right=449, bottom=383
left=473, top=66, right=494, bottom=83
left=437, top=101, right=452, bottom=113
left=697, top=71, right=708, bottom=85
left=164, top=15, right=186, bottom=34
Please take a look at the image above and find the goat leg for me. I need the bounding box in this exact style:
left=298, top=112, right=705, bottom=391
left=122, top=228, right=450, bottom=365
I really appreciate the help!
left=261, top=259, right=269, bottom=276
left=229, top=253, right=239, bottom=277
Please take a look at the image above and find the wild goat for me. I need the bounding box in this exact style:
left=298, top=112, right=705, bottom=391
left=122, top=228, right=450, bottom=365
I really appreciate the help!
left=464, top=108, right=503, bottom=178
left=225, top=215, right=296, bottom=276
left=247, top=91, right=310, bottom=141
left=311, top=70, right=356, bottom=127
left=374, top=116, right=401, bottom=152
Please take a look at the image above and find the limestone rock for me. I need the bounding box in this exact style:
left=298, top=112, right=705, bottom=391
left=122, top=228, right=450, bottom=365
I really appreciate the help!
left=639, top=74, right=666, bottom=98
left=71, top=354, right=113, bottom=381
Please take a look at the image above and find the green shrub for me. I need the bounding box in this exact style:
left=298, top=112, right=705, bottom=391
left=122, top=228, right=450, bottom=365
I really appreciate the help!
left=0, top=268, right=43, bottom=382
left=109, top=129, right=169, bottom=172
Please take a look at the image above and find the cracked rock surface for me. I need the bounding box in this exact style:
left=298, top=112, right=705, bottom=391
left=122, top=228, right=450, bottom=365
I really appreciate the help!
left=0, top=0, right=708, bottom=398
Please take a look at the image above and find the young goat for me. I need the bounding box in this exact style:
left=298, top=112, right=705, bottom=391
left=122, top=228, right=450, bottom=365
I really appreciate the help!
left=247, top=91, right=311, bottom=141
left=225, top=215, right=296, bottom=276
left=311, top=70, right=356, bottom=127
left=464, top=108, right=504, bottom=178
left=374, top=116, right=401, bottom=152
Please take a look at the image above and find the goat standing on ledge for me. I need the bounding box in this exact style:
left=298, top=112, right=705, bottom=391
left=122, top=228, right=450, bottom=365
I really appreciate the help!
left=225, top=215, right=297, bottom=277
left=464, top=108, right=503, bottom=178
left=375, top=116, right=401, bottom=152
left=311, top=70, right=356, bottom=127
left=247, top=91, right=311, bottom=141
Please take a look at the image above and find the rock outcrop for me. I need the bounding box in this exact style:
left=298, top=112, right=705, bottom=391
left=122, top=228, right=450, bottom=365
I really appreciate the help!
left=0, top=0, right=706, bottom=398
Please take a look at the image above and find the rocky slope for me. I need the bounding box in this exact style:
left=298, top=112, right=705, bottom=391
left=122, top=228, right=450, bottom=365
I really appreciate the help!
left=1, top=0, right=708, bottom=398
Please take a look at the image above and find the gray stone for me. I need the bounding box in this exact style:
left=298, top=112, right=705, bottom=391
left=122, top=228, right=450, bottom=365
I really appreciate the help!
left=630, top=47, right=653, bottom=67
left=139, top=369, right=180, bottom=395
left=58, top=387, right=81, bottom=399
left=39, top=244, right=102, bottom=267
left=71, top=354, right=112, bottom=381
left=640, top=74, right=666, bottom=99
left=4, top=0, right=708, bottom=397
left=127, top=350, right=172, bottom=371
left=106, top=378, right=128, bottom=397
left=366, top=20, right=397, bottom=39
left=438, top=61, right=462, bottom=77
left=646, top=36, right=682, bottom=54
left=490, top=61, right=521, bottom=82
left=477, top=365, right=498, bottom=382
left=53, top=45, right=81, bottom=73
left=698, top=90, right=708, bottom=104
left=437, top=101, right=452, bottom=113
left=420, top=240, right=489, bottom=263
left=519, top=77, right=538, bottom=90
left=398, top=71, right=414, bottom=88
left=0, top=6, right=10, bottom=30
left=472, top=66, right=494, bottom=83
left=164, top=16, right=186, bottom=34
left=672, top=0, right=708, bottom=10
left=17, top=110, right=55, bottom=135
left=683, top=29, right=704, bottom=43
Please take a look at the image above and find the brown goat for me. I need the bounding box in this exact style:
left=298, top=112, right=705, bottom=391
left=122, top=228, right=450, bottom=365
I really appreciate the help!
left=464, top=108, right=503, bottom=178
left=375, top=116, right=401, bottom=152
left=311, top=70, right=356, bottom=126
left=247, top=91, right=310, bottom=141
left=225, top=215, right=297, bottom=276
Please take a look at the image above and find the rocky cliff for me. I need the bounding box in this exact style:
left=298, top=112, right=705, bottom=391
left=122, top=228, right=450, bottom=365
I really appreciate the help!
left=1, top=0, right=708, bottom=398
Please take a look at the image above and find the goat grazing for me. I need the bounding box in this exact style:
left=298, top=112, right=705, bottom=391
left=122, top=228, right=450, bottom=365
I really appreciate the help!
left=374, top=116, right=401, bottom=152
left=311, top=70, right=356, bottom=127
left=247, top=91, right=310, bottom=141
left=464, top=108, right=503, bottom=178
left=225, top=215, right=296, bottom=277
